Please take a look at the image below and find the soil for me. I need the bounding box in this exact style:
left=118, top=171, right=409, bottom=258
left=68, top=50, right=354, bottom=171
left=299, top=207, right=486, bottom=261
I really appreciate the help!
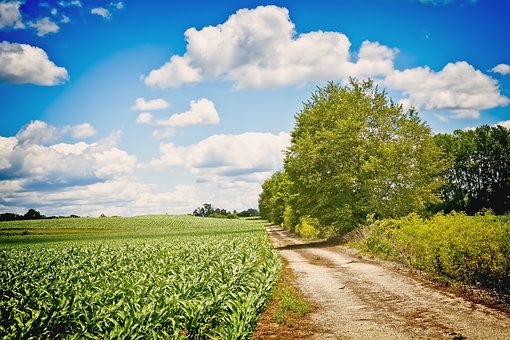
left=259, top=226, right=510, bottom=339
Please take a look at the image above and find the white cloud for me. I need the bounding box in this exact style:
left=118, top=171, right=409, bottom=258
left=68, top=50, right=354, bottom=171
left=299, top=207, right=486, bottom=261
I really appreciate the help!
left=136, top=112, right=154, bottom=124
left=0, top=136, right=17, bottom=169
left=451, top=109, right=480, bottom=119
left=144, top=55, right=202, bottom=89
left=16, top=120, right=96, bottom=145
left=0, top=120, right=204, bottom=216
left=491, top=64, right=510, bottom=75
left=131, top=97, right=169, bottom=111
left=29, top=17, right=60, bottom=36
left=16, top=120, right=60, bottom=145
left=354, top=41, right=398, bottom=78
left=2, top=123, right=285, bottom=215
left=0, top=41, right=69, bottom=85
left=149, top=131, right=290, bottom=180
left=65, top=123, right=97, bottom=139
left=494, top=120, right=510, bottom=129
left=151, top=128, right=177, bottom=139
left=143, top=5, right=508, bottom=121
left=157, top=98, right=219, bottom=127
left=144, top=5, right=398, bottom=89
left=60, top=15, right=70, bottom=24
left=137, top=99, right=220, bottom=131
left=1, top=179, right=198, bottom=217
left=385, top=61, right=510, bottom=119
left=112, top=1, right=124, bottom=10
left=3, top=133, right=136, bottom=183
left=59, top=1, right=82, bottom=7
left=91, top=7, right=111, bottom=19
left=0, top=1, right=24, bottom=29
left=145, top=131, right=290, bottom=211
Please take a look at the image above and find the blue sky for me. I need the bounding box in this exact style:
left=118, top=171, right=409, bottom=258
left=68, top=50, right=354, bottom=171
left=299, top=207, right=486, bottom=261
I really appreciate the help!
left=1, top=0, right=509, bottom=216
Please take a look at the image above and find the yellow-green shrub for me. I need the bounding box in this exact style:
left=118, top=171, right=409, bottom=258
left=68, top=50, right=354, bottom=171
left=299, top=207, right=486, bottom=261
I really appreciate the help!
left=296, top=216, right=320, bottom=240
left=358, top=211, right=510, bottom=293
left=282, top=205, right=298, bottom=232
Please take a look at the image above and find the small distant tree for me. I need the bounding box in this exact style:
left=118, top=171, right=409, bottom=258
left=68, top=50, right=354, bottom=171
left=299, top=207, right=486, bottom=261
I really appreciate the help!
left=237, top=208, right=259, bottom=217
left=24, top=209, right=42, bottom=220
left=193, top=203, right=215, bottom=217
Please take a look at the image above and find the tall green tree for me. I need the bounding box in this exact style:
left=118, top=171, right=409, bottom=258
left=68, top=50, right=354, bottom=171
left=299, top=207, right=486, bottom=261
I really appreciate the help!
left=284, top=79, right=444, bottom=233
left=258, top=171, right=290, bottom=224
left=433, top=125, right=510, bottom=214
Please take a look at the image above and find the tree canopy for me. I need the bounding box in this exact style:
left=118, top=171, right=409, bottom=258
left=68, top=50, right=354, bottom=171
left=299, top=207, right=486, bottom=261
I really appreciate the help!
left=260, top=79, right=445, bottom=233
left=433, top=125, right=510, bottom=214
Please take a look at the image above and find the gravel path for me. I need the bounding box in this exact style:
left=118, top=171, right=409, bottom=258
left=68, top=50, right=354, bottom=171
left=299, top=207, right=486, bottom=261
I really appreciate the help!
left=267, top=226, right=510, bottom=339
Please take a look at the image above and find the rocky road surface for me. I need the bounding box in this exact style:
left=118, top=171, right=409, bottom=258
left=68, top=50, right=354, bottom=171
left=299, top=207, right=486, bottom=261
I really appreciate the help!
left=267, top=226, right=510, bottom=339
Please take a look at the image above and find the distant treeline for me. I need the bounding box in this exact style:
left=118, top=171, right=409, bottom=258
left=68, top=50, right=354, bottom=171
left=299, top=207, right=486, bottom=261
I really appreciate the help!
left=192, top=203, right=259, bottom=219
left=0, top=209, right=79, bottom=222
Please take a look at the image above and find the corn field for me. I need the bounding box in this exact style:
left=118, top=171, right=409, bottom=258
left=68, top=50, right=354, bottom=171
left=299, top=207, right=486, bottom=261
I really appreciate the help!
left=0, top=215, right=280, bottom=339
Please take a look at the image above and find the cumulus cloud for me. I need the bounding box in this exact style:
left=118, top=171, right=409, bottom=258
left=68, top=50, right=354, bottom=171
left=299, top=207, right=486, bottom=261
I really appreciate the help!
left=491, top=64, right=510, bottom=75
left=137, top=98, right=219, bottom=132
left=143, top=5, right=508, bottom=120
left=15, top=120, right=96, bottom=145
left=144, top=5, right=398, bottom=89
left=91, top=2, right=124, bottom=21
left=1, top=179, right=198, bottom=217
left=149, top=131, right=290, bottom=179
left=144, top=55, right=202, bottom=89
left=64, top=123, right=97, bottom=139
left=385, top=61, right=510, bottom=119
left=29, top=17, right=60, bottom=36
left=2, top=132, right=135, bottom=185
left=91, top=7, right=111, bottom=19
left=0, top=120, right=202, bottom=216
left=16, top=120, right=60, bottom=145
left=0, top=1, right=24, bottom=29
left=131, top=97, right=169, bottom=111
left=0, top=41, right=69, bottom=85
left=1, top=122, right=289, bottom=215
left=156, top=98, right=219, bottom=127
left=0, top=136, right=17, bottom=169
left=145, top=131, right=290, bottom=211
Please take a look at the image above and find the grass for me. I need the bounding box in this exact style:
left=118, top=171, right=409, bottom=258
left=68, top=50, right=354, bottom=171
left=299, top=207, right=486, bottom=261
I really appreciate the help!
left=273, top=287, right=311, bottom=323
left=0, top=215, right=280, bottom=338
left=252, top=254, right=314, bottom=339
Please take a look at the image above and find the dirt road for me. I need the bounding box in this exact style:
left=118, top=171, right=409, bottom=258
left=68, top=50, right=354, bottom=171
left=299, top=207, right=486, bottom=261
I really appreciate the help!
left=267, top=226, right=510, bottom=339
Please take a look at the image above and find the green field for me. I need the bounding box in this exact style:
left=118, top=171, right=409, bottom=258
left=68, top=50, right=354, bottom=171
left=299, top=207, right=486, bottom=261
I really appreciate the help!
left=0, top=215, right=280, bottom=339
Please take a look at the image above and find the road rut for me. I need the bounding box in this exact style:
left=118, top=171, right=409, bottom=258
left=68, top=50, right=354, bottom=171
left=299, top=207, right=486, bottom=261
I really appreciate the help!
left=267, top=226, right=510, bottom=339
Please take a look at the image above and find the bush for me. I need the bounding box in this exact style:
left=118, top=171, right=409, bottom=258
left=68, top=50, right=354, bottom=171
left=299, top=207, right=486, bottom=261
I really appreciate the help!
left=282, top=205, right=299, bottom=232
left=357, top=211, right=510, bottom=294
left=296, top=216, right=320, bottom=240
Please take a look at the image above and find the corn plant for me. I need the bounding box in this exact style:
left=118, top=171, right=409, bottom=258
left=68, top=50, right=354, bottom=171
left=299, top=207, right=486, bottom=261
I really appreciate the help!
left=0, top=215, right=280, bottom=339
